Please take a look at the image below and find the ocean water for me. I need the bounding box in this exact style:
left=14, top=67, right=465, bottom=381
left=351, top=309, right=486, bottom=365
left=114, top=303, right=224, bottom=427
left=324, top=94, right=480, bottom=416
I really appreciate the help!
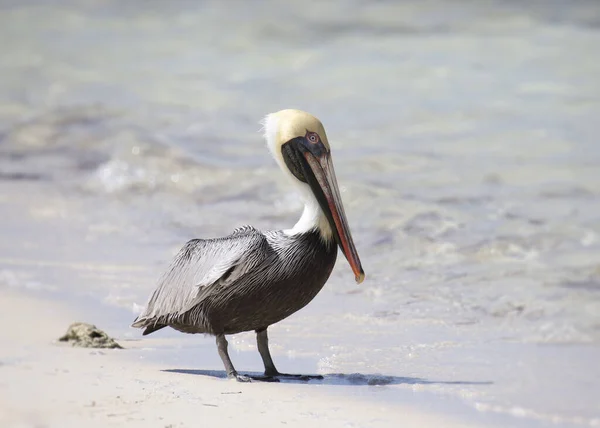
left=1, top=0, right=600, bottom=426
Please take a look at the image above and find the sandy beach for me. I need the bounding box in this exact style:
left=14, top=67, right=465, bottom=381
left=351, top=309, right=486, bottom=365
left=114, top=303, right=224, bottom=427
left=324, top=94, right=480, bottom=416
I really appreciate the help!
left=0, top=287, right=495, bottom=428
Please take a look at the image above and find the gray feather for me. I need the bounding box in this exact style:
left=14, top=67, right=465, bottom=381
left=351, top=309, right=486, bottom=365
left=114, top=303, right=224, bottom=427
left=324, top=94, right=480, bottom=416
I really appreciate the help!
left=133, top=227, right=266, bottom=326
left=132, top=227, right=337, bottom=336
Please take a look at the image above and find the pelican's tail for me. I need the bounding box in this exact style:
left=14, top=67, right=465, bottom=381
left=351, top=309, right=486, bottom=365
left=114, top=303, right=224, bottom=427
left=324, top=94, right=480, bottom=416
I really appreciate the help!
left=131, top=316, right=167, bottom=336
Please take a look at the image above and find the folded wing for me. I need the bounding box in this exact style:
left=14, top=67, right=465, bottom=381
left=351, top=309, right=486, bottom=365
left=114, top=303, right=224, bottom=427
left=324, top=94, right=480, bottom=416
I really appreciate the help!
left=132, top=227, right=268, bottom=328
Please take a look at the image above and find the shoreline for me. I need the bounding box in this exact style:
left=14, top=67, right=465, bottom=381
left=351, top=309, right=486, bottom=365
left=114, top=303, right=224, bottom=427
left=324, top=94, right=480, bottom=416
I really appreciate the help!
left=0, top=286, right=506, bottom=428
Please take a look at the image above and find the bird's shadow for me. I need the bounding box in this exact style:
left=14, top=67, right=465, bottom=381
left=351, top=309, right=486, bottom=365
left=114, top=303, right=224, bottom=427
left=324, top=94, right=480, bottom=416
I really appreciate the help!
left=162, top=368, right=493, bottom=386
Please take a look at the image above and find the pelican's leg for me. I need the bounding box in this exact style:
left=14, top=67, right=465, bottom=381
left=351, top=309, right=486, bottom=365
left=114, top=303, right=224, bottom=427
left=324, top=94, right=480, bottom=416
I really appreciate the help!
left=216, top=334, right=250, bottom=382
left=256, top=328, right=279, bottom=376
left=256, top=328, right=323, bottom=381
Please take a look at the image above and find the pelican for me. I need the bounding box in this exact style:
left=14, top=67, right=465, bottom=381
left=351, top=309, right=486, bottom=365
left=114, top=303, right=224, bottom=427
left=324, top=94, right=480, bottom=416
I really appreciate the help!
left=132, top=109, right=365, bottom=382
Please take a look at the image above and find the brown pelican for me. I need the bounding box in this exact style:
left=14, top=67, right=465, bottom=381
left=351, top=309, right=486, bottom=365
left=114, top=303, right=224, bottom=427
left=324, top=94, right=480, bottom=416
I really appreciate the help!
left=132, top=109, right=365, bottom=382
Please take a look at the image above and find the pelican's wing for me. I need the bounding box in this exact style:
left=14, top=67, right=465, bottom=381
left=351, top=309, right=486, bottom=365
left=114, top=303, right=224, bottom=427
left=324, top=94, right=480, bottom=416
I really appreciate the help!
left=132, top=227, right=267, bottom=327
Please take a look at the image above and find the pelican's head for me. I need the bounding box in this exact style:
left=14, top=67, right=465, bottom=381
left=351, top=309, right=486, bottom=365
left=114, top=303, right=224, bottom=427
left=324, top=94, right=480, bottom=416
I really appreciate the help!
left=262, top=109, right=365, bottom=284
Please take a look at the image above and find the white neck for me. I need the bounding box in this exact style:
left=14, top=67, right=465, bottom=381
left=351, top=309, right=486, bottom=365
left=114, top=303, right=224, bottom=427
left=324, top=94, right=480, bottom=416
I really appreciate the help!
left=284, top=190, right=333, bottom=240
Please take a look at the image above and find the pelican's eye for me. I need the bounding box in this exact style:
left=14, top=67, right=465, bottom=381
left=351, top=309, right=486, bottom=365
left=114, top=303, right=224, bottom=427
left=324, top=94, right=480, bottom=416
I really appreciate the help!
left=306, top=131, right=320, bottom=144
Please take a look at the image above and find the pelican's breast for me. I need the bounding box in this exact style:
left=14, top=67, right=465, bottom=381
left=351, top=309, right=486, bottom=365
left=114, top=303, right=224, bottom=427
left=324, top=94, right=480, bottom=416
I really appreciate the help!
left=214, top=230, right=338, bottom=334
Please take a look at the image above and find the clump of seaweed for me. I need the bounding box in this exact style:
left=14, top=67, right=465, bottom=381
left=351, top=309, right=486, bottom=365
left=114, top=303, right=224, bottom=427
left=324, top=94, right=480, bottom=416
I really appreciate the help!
left=59, top=322, right=123, bottom=349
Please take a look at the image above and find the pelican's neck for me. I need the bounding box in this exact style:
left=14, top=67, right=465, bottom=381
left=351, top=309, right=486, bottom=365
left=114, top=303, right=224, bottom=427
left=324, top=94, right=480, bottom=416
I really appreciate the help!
left=284, top=191, right=333, bottom=242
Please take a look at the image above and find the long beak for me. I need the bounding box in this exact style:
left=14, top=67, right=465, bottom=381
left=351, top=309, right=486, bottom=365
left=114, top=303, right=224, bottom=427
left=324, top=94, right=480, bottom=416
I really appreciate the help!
left=303, top=152, right=365, bottom=284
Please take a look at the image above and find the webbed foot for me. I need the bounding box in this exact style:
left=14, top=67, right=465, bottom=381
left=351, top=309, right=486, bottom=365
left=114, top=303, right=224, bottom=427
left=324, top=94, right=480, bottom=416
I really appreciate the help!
left=228, top=372, right=280, bottom=382
left=228, top=372, right=252, bottom=382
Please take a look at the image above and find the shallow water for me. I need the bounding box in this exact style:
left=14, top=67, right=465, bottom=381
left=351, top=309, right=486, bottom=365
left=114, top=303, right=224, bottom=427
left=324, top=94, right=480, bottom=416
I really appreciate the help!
left=1, top=0, right=600, bottom=426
